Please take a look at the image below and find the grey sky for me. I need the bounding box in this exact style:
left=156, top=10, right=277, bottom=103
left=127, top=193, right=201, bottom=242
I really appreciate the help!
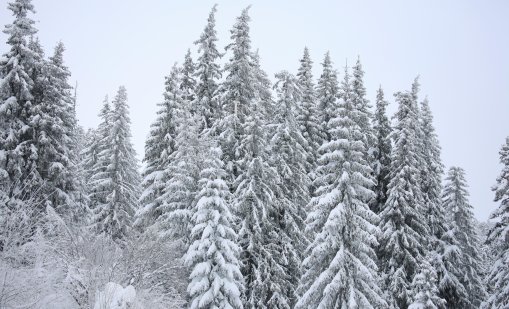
left=1, top=0, right=508, bottom=221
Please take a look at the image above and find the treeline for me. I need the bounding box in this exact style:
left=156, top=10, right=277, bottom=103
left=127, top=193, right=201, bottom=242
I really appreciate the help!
left=0, top=1, right=508, bottom=308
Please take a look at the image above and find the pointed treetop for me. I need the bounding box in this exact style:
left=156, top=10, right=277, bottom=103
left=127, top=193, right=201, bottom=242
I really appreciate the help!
left=50, top=41, right=66, bottom=66
left=411, top=75, right=420, bottom=101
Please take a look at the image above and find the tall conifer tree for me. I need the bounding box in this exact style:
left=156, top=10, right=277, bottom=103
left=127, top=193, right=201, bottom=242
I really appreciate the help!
left=0, top=0, right=38, bottom=199
left=137, top=64, right=182, bottom=228
left=194, top=5, right=222, bottom=132
left=90, top=87, right=140, bottom=241
left=234, top=94, right=279, bottom=309
left=485, top=137, right=509, bottom=308
left=316, top=51, right=338, bottom=143
left=219, top=7, right=256, bottom=186
left=296, top=47, right=323, bottom=187
left=297, top=68, right=384, bottom=309
left=371, top=86, right=391, bottom=214
left=442, top=167, right=486, bottom=307
left=184, top=146, right=244, bottom=309
left=351, top=57, right=376, bottom=164
left=378, top=88, right=428, bottom=308
left=30, top=42, right=78, bottom=215
left=271, top=71, right=310, bottom=307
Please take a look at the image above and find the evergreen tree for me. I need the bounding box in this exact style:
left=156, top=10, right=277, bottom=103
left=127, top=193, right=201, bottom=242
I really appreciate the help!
left=137, top=64, right=182, bottom=229
left=184, top=146, right=244, bottom=309
left=417, top=97, right=469, bottom=307
left=251, top=50, right=273, bottom=124
left=181, top=49, right=196, bottom=105
left=315, top=51, right=338, bottom=142
left=484, top=136, right=509, bottom=308
left=26, top=36, right=45, bottom=108
left=408, top=260, right=446, bottom=309
left=420, top=97, right=445, bottom=239
left=90, top=86, right=140, bottom=241
left=30, top=42, right=78, bottom=216
left=0, top=0, right=38, bottom=199
left=271, top=71, right=309, bottom=307
left=234, top=95, right=279, bottom=308
left=219, top=6, right=256, bottom=186
left=87, top=97, right=112, bottom=211
left=378, top=89, right=428, bottom=308
left=351, top=57, right=376, bottom=164
left=156, top=99, right=204, bottom=245
left=296, top=47, right=323, bottom=187
left=442, top=167, right=486, bottom=307
left=296, top=68, right=385, bottom=309
left=371, top=86, right=392, bottom=214
left=430, top=224, right=470, bottom=308
left=82, top=128, right=100, bottom=182
left=194, top=4, right=222, bottom=132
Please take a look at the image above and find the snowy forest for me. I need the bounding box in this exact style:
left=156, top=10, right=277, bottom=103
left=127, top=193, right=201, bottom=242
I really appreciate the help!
left=0, top=1, right=508, bottom=308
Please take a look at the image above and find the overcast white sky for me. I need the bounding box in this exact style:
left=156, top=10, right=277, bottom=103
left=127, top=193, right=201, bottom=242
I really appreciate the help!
left=1, top=0, right=508, bottom=221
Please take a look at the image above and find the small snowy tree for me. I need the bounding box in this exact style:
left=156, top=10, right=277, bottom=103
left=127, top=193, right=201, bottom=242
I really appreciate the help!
left=484, top=137, right=509, bottom=308
left=442, top=167, right=486, bottom=307
left=184, top=146, right=243, bottom=309
left=408, top=260, right=446, bottom=309
left=296, top=68, right=385, bottom=309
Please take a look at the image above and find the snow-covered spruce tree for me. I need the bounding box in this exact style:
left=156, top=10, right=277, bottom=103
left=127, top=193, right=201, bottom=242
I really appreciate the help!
left=408, top=260, right=446, bottom=309
left=296, top=67, right=385, bottom=309
left=430, top=223, right=470, bottom=308
left=484, top=137, right=509, bottom=308
left=219, top=6, right=256, bottom=187
left=91, top=86, right=140, bottom=242
left=69, top=123, right=89, bottom=220
left=0, top=0, right=38, bottom=199
left=181, top=48, right=196, bottom=106
left=271, top=71, right=309, bottom=307
left=296, top=47, right=323, bottom=189
left=417, top=98, right=469, bottom=307
left=193, top=4, right=222, bottom=132
left=30, top=42, right=79, bottom=216
left=137, top=64, right=182, bottom=229
left=155, top=99, right=205, bottom=246
left=234, top=95, right=280, bottom=309
left=26, top=36, right=45, bottom=108
left=371, top=86, right=392, bottom=214
left=252, top=50, right=274, bottom=126
left=442, top=167, right=486, bottom=307
left=82, top=128, right=99, bottom=181
left=351, top=57, right=376, bottom=165
left=184, top=146, right=243, bottom=309
left=316, top=51, right=338, bottom=143
left=87, top=96, right=112, bottom=211
left=378, top=89, right=429, bottom=308
left=419, top=97, right=445, bottom=239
